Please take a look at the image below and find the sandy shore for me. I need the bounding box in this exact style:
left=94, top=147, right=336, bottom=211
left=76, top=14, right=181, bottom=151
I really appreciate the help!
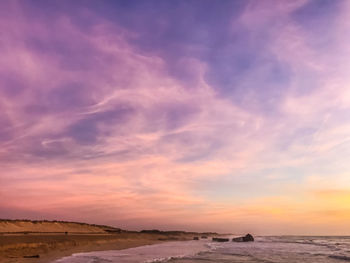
left=0, top=220, right=214, bottom=263
left=0, top=232, right=196, bottom=263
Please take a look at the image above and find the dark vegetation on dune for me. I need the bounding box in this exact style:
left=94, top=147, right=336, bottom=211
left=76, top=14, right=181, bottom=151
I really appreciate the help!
left=141, top=229, right=217, bottom=235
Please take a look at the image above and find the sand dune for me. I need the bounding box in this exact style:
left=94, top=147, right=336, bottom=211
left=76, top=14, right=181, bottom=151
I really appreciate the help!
left=0, top=220, right=205, bottom=263
left=0, top=220, right=120, bottom=233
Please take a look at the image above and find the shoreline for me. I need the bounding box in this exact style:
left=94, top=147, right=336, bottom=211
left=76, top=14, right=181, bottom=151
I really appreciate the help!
left=0, top=232, right=197, bottom=263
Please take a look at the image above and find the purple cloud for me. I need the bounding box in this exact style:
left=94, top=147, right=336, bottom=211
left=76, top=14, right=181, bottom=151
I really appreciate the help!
left=1, top=0, right=350, bottom=234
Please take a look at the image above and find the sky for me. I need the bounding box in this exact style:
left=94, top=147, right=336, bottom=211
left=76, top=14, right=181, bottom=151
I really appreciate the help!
left=1, top=0, right=350, bottom=235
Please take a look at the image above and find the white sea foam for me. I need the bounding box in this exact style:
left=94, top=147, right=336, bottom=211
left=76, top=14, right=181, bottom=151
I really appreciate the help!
left=53, top=240, right=209, bottom=263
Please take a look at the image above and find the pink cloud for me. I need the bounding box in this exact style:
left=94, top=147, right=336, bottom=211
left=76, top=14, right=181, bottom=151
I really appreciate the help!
left=1, top=0, right=350, bottom=234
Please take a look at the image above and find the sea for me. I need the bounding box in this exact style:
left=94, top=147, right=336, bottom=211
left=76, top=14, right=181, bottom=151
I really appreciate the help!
left=53, top=236, right=350, bottom=263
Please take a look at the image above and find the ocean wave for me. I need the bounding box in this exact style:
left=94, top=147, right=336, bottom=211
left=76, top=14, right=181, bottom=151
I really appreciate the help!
left=144, top=254, right=189, bottom=263
left=260, top=236, right=348, bottom=252
left=143, top=241, right=211, bottom=263
left=205, top=241, right=226, bottom=251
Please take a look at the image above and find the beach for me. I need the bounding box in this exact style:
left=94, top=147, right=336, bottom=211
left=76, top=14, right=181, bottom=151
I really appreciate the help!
left=2, top=221, right=350, bottom=262
left=0, top=220, right=201, bottom=263
left=0, top=232, right=188, bottom=263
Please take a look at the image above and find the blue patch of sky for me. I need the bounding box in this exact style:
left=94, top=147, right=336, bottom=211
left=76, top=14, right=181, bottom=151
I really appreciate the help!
left=192, top=167, right=306, bottom=202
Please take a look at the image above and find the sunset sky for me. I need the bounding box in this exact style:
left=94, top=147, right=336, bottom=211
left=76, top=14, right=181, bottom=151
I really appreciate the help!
left=1, top=0, right=350, bottom=235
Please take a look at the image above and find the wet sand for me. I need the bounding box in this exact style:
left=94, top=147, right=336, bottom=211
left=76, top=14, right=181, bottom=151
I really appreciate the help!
left=0, top=232, right=195, bottom=263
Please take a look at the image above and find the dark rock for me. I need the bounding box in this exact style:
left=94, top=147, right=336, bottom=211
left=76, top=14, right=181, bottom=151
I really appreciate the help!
left=193, top=236, right=199, bottom=240
left=140, top=229, right=162, bottom=234
left=232, top=234, right=254, bottom=242
left=23, top=255, right=40, bottom=258
left=243, top=234, right=254, bottom=242
left=201, top=236, right=208, bottom=239
left=232, top=237, right=244, bottom=242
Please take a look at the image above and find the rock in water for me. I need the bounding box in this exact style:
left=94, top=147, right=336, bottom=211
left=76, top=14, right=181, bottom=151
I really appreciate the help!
left=212, top=237, right=230, bottom=242
left=232, top=236, right=244, bottom=242
left=232, top=234, right=254, bottom=242
left=243, top=234, right=254, bottom=242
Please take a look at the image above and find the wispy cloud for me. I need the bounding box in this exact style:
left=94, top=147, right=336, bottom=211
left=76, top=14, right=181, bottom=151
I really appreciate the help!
left=1, top=0, right=350, bottom=234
